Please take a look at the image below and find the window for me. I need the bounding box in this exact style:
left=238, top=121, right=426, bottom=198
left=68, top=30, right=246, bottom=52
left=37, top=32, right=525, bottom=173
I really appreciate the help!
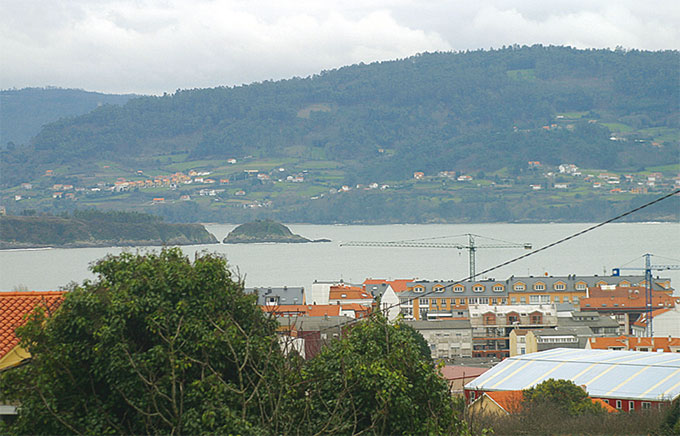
left=554, top=282, right=566, bottom=291
left=453, top=285, right=464, bottom=292
left=470, top=391, right=476, bottom=400
left=616, top=400, right=622, bottom=409
left=563, top=296, right=570, bottom=303
left=642, top=402, right=651, bottom=410
left=554, top=296, right=560, bottom=303
left=473, top=284, right=485, bottom=293
left=530, top=313, right=542, bottom=324
left=629, top=401, right=635, bottom=411
left=469, top=298, right=478, bottom=304
left=530, top=295, right=550, bottom=304
left=493, top=284, right=504, bottom=292
left=533, top=282, right=546, bottom=291
left=480, top=297, right=489, bottom=304
left=575, top=282, right=587, bottom=291
left=434, top=286, right=444, bottom=293
left=511, top=297, right=517, bottom=304
left=520, top=297, right=526, bottom=303
left=419, top=298, right=429, bottom=306
left=513, top=282, right=526, bottom=291
left=414, top=286, right=424, bottom=293
left=603, top=399, right=609, bottom=404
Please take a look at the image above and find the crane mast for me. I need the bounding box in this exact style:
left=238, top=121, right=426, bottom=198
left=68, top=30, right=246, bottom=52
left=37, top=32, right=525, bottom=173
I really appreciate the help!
left=341, top=233, right=531, bottom=280
left=612, top=253, right=680, bottom=336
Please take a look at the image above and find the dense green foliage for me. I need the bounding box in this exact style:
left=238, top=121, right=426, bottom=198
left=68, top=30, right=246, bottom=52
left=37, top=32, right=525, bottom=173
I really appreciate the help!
left=288, top=314, right=460, bottom=435
left=523, top=379, right=605, bottom=416
left=0, top=87, right=137, bottom=147
left=2, top=46, right=677, bottom=187
left=0, top=249, right=464, bottom=435
left=0, top=249, right=282, bottom=434
left=659, top=399, right=680, bottom=435
left=223, top=219, right=311, bottom=243
left=0, top=210, right=217, bottom=248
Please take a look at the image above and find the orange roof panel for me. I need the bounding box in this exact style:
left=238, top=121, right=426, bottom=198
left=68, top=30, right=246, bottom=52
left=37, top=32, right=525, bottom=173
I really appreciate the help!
left=0, top=291, right=66, bottom=359
left=329, top=285, right=372, bottom=300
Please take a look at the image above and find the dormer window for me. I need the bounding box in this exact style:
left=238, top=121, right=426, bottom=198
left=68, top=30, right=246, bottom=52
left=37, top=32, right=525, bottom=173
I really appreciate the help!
left=513, top=282, right=526, bottom=291
left=533, top=282, right=546, bottom=291
left=575, top=282, right=587, bottom=291
left=453, top=285, right=464, bottom=292
left=414, top=286, right=425, bottom=293
left=553, top=282, right=566, bottom=291
left=493, top=284, right=505, bottom=292
left=434, top=286, right=444, bottom=293
left=472, top=284, right=484, bottom=293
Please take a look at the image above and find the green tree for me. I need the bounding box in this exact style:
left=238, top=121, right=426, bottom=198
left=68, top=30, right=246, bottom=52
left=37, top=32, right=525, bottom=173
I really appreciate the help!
left=286, top=314, right=464, bottom=435
left=523, top=378, right=605, bottom=416
left=0, top=248, right=285, bottom=434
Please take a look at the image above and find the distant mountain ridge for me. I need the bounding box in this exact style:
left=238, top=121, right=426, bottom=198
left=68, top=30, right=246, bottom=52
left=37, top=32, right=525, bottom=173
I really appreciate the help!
left=0, top=87, right=138, bottom=147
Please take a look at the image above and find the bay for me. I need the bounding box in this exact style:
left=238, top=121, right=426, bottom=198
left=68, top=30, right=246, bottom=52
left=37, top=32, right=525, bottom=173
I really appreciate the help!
left=1, top=222, right=678, bottom=292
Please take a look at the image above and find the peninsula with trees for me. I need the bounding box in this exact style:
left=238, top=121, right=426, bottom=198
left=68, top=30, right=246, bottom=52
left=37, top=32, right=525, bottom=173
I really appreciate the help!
left=0, top=210, right=217, bottom=249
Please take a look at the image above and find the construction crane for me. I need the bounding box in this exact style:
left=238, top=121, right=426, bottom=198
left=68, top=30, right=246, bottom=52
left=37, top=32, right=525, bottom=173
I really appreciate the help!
left=612, top=254, right=680, bottom=337
left=340, top=233, right=531, bottom=281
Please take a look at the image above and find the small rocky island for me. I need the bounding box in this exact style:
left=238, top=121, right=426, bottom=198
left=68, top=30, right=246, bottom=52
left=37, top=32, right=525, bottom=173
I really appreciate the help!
left=223, top=220, right=329, bottom=244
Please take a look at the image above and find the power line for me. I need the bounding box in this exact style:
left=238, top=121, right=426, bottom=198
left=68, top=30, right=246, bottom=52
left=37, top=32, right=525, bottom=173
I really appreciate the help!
left=288, top=188, right=680, bottom=336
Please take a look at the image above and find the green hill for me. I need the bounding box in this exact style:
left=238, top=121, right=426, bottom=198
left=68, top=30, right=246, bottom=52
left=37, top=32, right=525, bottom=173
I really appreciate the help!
left=1, top=46, right=678, bottom=223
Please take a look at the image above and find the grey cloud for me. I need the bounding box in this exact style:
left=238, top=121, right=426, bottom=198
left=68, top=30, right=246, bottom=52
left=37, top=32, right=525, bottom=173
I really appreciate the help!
left=1, top=0, right=677, bottom=94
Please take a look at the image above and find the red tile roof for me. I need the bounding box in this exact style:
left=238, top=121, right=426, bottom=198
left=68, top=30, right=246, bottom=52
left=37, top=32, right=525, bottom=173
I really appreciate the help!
left=485, top=391, right=524, bottom=414
left=0, top=291, right=66, bottom=359
left=363, top=279, right=413, bottom=293
left=588, top=335, right=680, bottom=352
left=632, top=308, right=673, bottom=327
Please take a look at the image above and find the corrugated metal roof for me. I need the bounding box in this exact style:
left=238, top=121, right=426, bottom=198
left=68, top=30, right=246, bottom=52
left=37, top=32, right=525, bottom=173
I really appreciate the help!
left=465, top=348, right=680, bottom=402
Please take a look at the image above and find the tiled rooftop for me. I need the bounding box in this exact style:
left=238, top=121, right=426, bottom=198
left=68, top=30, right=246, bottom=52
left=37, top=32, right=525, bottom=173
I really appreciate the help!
left=0, top=291, right=65, bottom=359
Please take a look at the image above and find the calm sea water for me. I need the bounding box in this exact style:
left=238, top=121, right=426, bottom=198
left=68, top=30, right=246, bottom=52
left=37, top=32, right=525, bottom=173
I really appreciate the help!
left=1, top=223, right=679, bottom=292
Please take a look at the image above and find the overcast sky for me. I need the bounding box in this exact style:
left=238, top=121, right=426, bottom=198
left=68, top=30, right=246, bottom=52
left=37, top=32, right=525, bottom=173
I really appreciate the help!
left=2, top=0, right=678, bottom=95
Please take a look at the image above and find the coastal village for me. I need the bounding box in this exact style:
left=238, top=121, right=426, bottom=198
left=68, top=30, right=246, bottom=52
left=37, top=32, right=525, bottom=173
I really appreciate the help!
left=4, top=158, right=679, bottom=213
left=3, top=270, right=679, bottom=420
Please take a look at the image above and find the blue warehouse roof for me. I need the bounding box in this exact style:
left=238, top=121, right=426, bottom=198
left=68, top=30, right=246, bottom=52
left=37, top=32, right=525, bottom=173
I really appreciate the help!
left=465, top=348, right=680, bottom=402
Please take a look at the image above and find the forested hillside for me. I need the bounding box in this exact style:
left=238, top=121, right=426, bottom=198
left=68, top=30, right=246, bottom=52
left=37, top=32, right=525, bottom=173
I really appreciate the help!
left=1, top=46, right=678, bottom=223
left=0, top=87, right=137, bottom=147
